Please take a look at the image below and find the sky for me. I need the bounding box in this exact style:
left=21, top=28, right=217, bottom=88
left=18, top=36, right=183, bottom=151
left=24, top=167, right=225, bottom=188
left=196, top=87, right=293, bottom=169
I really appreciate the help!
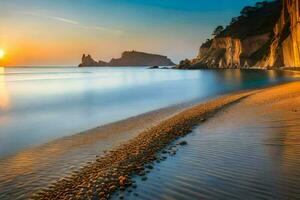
left=0, top=0, right=259, bottom=66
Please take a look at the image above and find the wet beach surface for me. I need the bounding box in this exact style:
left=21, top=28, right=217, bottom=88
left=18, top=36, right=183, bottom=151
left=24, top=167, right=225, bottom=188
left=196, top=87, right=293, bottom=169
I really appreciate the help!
left=0, top=105, right=187, bottom=199
left=112, top=83, right=300, bottom=200
left=32, top=92, right=251, bottom=200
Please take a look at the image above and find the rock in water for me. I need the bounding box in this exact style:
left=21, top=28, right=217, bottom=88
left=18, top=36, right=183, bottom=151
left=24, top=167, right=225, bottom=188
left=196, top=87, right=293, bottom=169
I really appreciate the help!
left=148, top=65, right=159, bottom=69
left=78, top=54, right=108, bottom=67
left=79, top=51, right=175, bottom=67
left=178, top=141, right=188, bottom=146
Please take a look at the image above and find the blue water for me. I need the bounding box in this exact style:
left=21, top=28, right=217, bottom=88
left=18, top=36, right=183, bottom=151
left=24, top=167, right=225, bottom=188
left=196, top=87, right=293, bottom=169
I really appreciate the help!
left=0, top=67, right=298, bottom=158
left=0, top=67, right=299, bottom=199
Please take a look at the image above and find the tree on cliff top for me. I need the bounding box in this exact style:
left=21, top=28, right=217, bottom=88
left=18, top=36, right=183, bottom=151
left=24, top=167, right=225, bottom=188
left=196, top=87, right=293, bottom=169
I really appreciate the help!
left=217, top=0, right=281, bottom=38
left=240, top=6, right=257, bottom=17
left=212, top=26, right=224, bottom=36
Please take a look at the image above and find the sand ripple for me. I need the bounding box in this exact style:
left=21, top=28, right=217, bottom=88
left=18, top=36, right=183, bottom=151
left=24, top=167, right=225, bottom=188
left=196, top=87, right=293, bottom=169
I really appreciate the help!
left=113, top=82, right=300, bottom=200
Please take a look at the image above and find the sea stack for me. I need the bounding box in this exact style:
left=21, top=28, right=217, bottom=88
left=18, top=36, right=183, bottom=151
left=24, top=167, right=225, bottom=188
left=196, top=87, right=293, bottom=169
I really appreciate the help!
left=79, top=54, right=108, bottom=67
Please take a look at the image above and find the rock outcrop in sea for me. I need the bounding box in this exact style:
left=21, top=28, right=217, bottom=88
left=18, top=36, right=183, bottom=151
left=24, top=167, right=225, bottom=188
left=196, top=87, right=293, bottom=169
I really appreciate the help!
left=79, top=51, right=175, bottom=67
left=79, top=54, right=108, bottom=67
left=178, top=0, right=299, bottom=69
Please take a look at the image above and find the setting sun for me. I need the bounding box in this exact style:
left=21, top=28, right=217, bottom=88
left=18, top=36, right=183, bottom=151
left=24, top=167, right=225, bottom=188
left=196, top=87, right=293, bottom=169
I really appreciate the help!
left=0, top=49, right=5, bottom=59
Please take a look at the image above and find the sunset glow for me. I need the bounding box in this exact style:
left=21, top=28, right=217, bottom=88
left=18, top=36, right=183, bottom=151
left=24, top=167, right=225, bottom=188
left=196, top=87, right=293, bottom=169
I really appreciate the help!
left=0, top=0, right=259, bottom=66
left=0, top=49, right=5, bottom=59
left=0, top=0, right=300, bottom=199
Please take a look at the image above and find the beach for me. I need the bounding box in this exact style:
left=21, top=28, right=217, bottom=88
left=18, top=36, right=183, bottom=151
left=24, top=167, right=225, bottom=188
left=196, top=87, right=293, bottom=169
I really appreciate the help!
left=1, top=68, right=298, bottom=200
left=31, top=81, right=300, bottom=200
left=1, top=0, right=300, bottom=199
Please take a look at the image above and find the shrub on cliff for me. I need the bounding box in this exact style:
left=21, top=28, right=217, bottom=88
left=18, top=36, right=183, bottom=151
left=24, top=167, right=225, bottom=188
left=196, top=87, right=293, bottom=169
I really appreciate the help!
left=212, top=26, right=224, bottom=37
left=178, top=59, right=192, bottom=68
left=218, top=0, right=281, bottom=39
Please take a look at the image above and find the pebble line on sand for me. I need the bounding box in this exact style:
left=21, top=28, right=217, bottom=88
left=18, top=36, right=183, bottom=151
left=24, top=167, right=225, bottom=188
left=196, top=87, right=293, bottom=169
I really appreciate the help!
left=31, top=91, right=254, bottom=200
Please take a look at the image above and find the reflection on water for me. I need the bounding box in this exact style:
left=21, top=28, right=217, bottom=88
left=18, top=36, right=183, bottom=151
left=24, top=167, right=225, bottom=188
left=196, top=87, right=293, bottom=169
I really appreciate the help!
left=224, top=69, right=242, bottom=84
left=0, top=68, right=10, bottom=109
left=0, top=67, right=299, bottom=199
left=0, top=67, right=298, bottom=159
left=116, top=92, right=300, bottom=200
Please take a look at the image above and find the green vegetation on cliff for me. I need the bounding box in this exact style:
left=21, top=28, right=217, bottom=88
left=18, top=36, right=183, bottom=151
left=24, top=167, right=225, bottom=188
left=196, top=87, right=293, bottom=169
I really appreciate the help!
left=178, top=0, right=286, bottom=69
left=219, top=0, right=282, bottom=39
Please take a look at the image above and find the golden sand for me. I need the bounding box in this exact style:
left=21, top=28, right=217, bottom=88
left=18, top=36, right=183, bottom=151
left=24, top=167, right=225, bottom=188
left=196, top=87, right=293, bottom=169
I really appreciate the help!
left=32, top=81, right=300, bottom=200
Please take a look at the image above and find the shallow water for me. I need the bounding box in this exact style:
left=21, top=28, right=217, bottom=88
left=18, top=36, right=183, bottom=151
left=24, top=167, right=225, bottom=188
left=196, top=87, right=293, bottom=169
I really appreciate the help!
left=0, top=67, right=299, bottom=199
left=0, top=67, right=298, bottom=158
left=115, top=94, right=300, bottom=200
left=0, top=105, right=186, bottom=200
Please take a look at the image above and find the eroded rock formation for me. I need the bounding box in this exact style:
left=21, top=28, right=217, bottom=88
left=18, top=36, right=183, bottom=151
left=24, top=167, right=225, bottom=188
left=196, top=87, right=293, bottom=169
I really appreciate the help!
left=79, top=51, right=175, bottom=67
left=179, top=0, right=299, bottom=69
left=79, top=54, right=108, bottom=67
left=258, top=0, right=300, bottom=68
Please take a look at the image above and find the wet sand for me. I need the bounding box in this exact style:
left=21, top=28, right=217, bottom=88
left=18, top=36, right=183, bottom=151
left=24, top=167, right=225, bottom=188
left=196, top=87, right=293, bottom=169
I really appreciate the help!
left=115, top=81, right=300, bottom=199
left=0, top=103, right=190, bottom=200
left=32, top=81, right=300, bottom=200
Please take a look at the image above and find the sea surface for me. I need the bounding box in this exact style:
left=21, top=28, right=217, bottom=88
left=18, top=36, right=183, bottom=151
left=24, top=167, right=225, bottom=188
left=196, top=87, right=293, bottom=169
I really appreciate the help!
left=0, top=66, right=299, bottom=199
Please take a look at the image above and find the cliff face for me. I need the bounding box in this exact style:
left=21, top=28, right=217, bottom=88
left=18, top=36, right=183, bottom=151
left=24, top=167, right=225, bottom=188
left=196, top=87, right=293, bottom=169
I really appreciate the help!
left=181, top=0, right=299, bottom=69
left=194, top=33, right=272, bottom=68
left=79, top=51, right=175, bottom=67
left=258, top=0, right=300, bottom=68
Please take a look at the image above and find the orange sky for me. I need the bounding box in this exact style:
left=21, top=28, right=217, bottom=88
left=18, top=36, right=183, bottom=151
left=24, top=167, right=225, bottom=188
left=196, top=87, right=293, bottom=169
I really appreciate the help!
left=0, top=0, right=258, bottom=66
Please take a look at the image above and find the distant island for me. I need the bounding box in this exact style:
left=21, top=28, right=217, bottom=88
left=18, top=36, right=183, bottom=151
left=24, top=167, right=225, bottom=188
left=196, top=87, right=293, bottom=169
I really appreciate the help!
left=79, top=51, right=175, bottom=67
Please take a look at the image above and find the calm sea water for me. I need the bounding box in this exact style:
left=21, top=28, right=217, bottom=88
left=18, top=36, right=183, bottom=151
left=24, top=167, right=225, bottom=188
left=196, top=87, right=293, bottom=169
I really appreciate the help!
left=0, top=67, right=299, bottom=199
left=0, top=67, right=298, bottom=158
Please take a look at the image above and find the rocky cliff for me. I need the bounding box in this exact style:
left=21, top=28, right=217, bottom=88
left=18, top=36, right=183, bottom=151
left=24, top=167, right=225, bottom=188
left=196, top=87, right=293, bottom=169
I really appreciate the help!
left=79, top=51, right=175, bottom=67
left=179, top=0, right=299, bottom=69
left=258, top=0, right=300, bottom=68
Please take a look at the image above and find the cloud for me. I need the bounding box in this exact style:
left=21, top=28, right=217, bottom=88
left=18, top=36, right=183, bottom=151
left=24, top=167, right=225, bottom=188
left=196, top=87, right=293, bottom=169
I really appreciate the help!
left=80, top=25, right=123, bottom=35
left=16, top=10, right=78, bottom=25
left=17, top=10, right=123, bottom=35
left=50, top=17, right=79, bottom=25
left=16, top=10, right=40, bottom=16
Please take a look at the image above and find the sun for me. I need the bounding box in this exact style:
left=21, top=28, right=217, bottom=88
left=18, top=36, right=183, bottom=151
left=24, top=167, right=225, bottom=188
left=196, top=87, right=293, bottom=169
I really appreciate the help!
left=0, top=49, right=5, bottom=59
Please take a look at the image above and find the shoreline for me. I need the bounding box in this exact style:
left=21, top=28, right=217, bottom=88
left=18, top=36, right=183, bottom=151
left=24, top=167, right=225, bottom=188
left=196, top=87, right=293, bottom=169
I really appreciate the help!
left=32, top=81, right=300, bottom=200
left=174, top=66, right=300, bottom=73
left=111, top=80, right=300, bottom=199
left=31, top=89, right=256, bottom=199
left=0, top=100, right=193, bottom=200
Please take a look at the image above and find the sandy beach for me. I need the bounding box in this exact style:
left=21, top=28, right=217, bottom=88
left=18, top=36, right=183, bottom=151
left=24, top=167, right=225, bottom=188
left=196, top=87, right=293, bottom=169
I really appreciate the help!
left=30, top=80, right=300, bottom=200
left=1, top=0, right=299, bottom=199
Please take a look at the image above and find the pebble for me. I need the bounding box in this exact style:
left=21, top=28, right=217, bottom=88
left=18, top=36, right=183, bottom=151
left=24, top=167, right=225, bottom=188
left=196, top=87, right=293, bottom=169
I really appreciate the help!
left=146, top=165, right=154, bottom=169
left=109, top=185, right=116, bottom=192
left=118, top=176, right=126, bottom=185
left=179, top=141, right=188, bottom=146
left=30, top=95, right=240, bottom=200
